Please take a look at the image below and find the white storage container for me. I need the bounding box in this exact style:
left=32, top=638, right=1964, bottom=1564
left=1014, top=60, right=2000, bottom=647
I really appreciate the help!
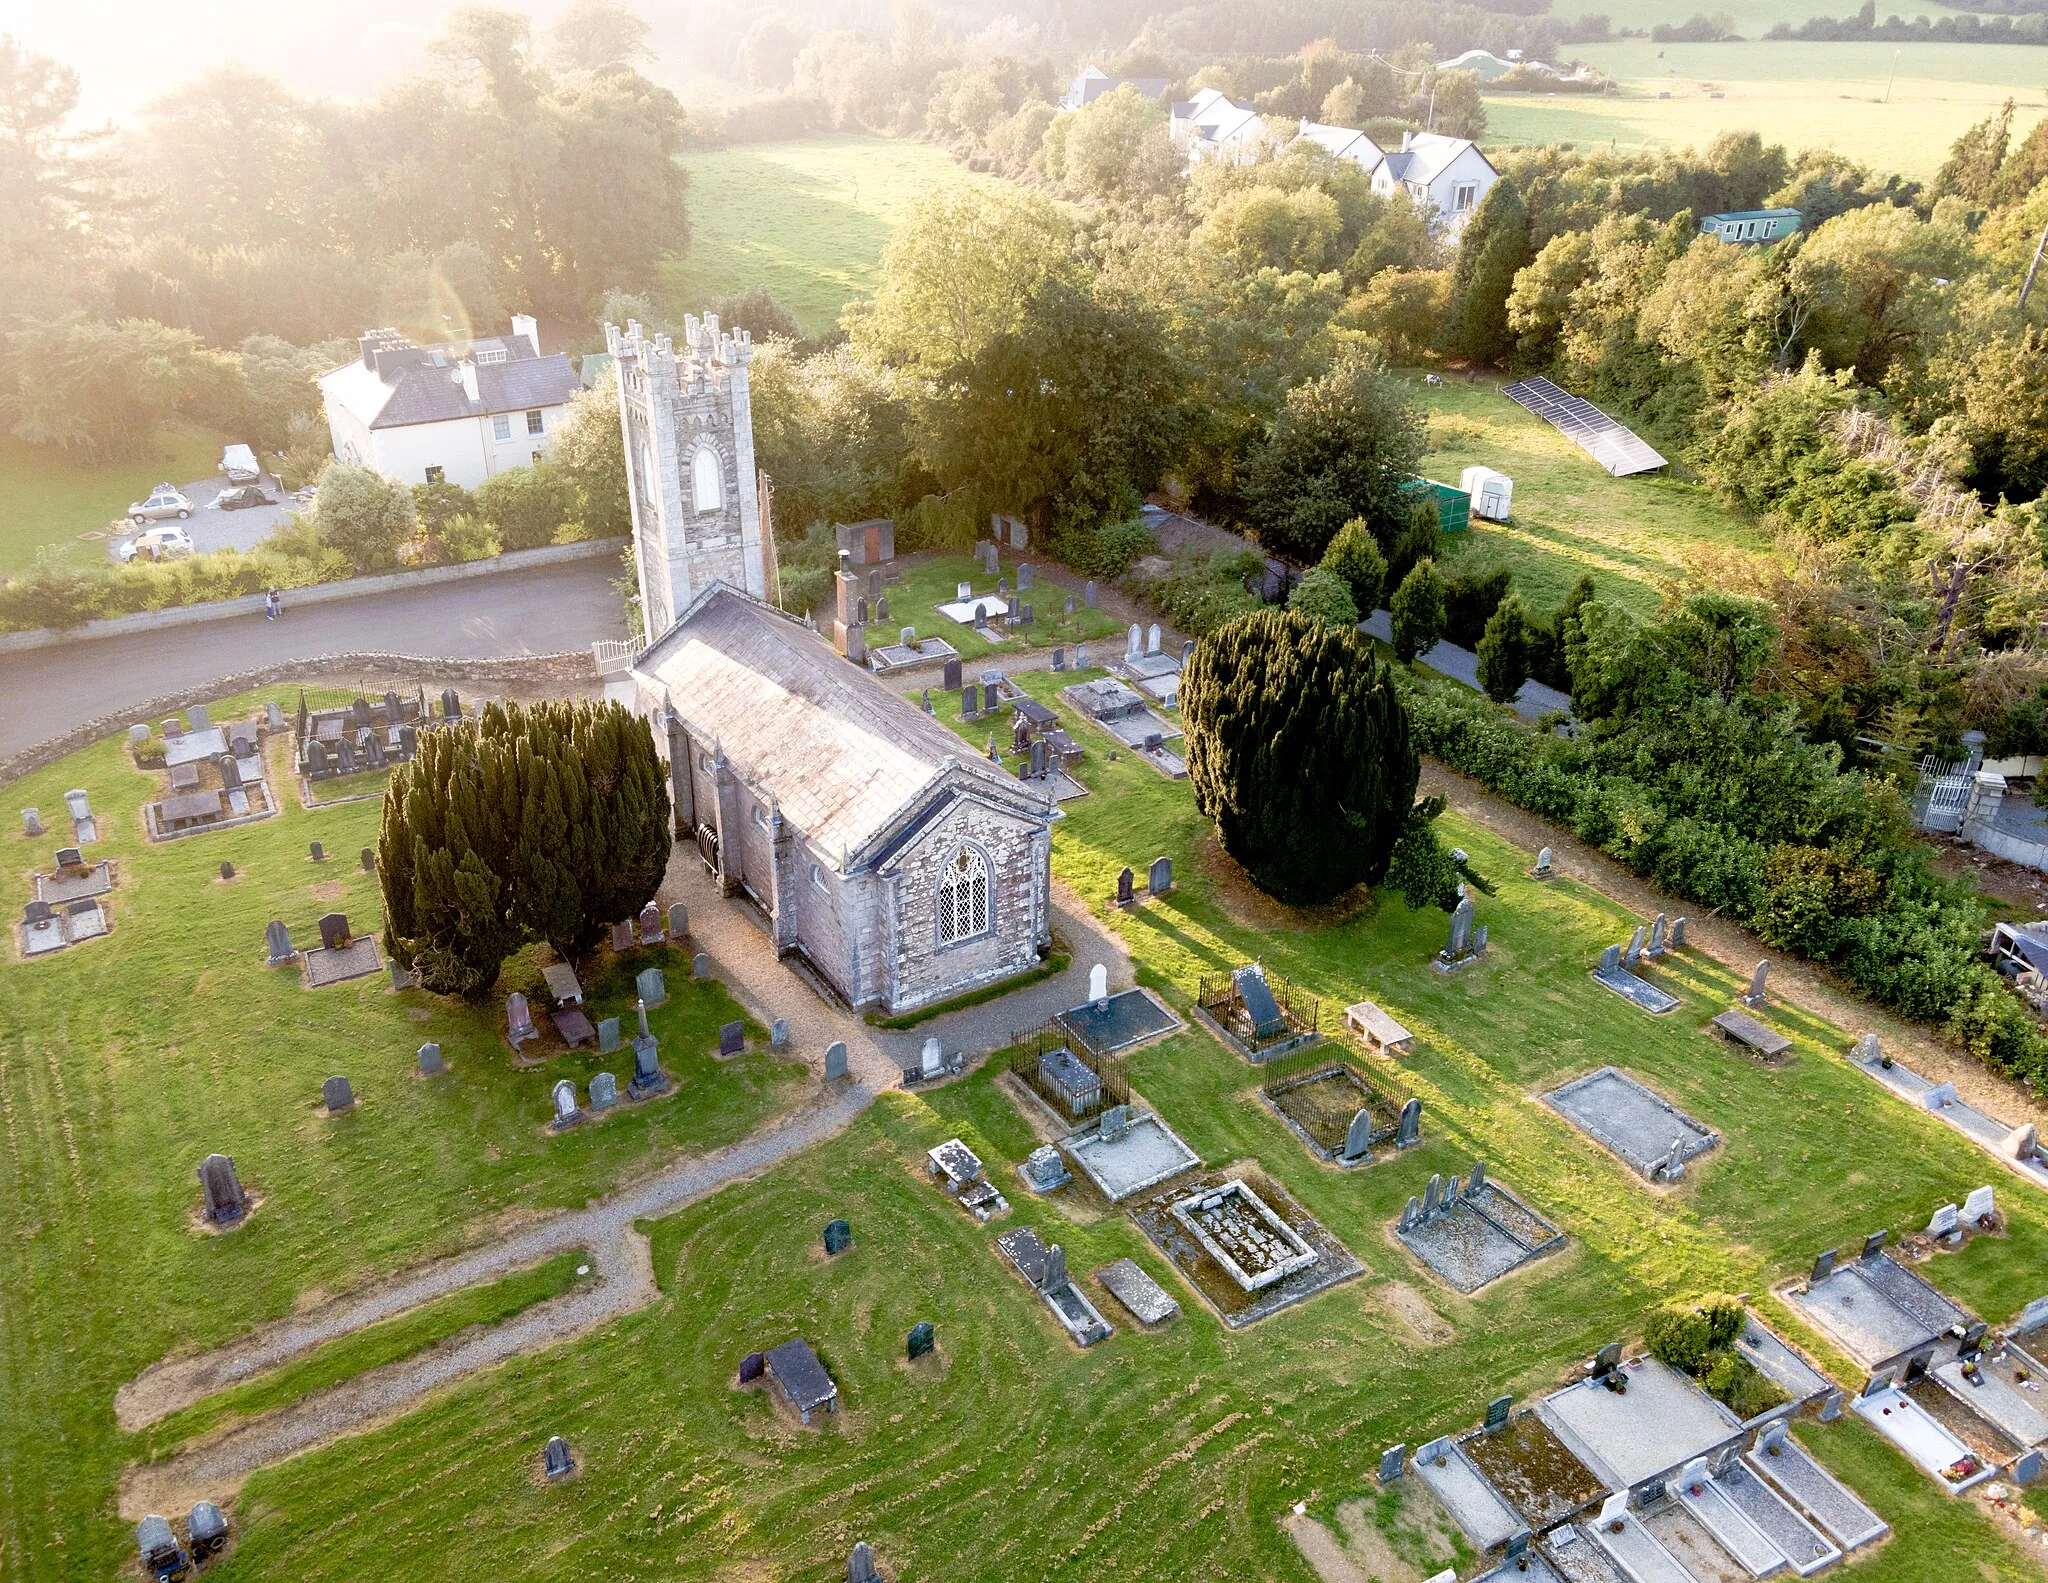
left=1460, top=465, right=1514, bottom=522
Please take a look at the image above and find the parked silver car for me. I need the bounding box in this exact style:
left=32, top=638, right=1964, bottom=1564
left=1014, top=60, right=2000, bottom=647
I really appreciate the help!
left=128, top=484, right=193, bottom=523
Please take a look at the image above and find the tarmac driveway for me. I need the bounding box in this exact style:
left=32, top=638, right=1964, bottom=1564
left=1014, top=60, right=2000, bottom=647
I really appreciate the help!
left=108, top=474, right=301, bottom=560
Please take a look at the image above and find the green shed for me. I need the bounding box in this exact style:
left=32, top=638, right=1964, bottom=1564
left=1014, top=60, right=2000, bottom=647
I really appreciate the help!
left=1401, top=476, right=1470, bottom=533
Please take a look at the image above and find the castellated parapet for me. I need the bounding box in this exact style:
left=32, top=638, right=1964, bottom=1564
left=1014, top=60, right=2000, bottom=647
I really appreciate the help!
left=608, top=314, right=765, bottom=642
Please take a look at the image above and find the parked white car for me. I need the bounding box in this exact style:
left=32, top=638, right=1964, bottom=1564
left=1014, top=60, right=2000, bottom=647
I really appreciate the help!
left=117, top=525, right=195, bottom=562
left=127, top=485, right=193, bottom=523
left=220, top=443, right=261, bottom=483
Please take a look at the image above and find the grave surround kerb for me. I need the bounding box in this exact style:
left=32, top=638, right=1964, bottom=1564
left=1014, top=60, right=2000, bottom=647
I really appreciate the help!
left=1167, top=1178, right=1319, bottom=1292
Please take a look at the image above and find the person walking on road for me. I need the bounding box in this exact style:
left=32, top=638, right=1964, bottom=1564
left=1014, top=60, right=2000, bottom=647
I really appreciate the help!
left=264, top=587, right=280, bottom=621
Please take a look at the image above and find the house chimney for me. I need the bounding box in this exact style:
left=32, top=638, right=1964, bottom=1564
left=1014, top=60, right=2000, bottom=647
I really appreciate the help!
left=360, top=333, right=379, bottom=370
left=511, top=313, right=539, bottom=356
left=458, top=360, right=480, bottom=404
left=1402, top=129, right=1414, bottom=151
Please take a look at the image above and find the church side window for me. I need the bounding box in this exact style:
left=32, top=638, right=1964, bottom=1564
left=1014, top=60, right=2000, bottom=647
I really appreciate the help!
left=936, top=846, right=991, bottom=946
left=691, top=446, right=722, bottom=513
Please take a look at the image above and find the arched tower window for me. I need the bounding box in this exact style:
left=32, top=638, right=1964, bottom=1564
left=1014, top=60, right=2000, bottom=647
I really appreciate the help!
left=936, top=846, right=991, bottom=946
left=691, top=446, right=723, bottom=513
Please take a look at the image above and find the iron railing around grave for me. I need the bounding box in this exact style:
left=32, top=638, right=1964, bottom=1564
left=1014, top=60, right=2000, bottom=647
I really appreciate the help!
left=1257, top=1044, right=1360, bottom=1097
left=1196, top=967, right=1322, bottom=1052
left=1005, top=1021, right=1130, bottom=1119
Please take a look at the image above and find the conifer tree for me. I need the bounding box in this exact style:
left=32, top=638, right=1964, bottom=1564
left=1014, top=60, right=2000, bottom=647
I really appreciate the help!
left=1476, top=591, right=1533, bottom=703
left=1445, top=175, right=1531, bottom=366
left=1390, top=558, right=1448, bottom=663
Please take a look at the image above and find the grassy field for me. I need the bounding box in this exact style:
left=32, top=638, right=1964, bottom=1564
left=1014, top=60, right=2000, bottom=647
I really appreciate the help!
left=1487, top=42, right=2048, bottom=179
left=886, top=552, right=1128, bottom=663
left=31, top=666, right=2040, bottom=1579
left=1415, top=373, right=1769, bottom=617
left=0, top=682, right=805, bottom=1579
left=0, top=425, right=224, bottom=578
left=662, top=136, right=1010, bottom=335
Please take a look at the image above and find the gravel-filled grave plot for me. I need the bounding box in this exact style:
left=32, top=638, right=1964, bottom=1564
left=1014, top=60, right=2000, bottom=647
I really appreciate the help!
left=1127, top=1162, right=1364, bottom=1327
left=1262, top=1062, right=1405, bottom=1164
left=1398, top=1180, right=1567, bottom=1294
left=1544, top=1067, right=1719, bottom=1182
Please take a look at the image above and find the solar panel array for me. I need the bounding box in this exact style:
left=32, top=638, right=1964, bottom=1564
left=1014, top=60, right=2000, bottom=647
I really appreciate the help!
left=1501, top=376, right=1667, bottom=477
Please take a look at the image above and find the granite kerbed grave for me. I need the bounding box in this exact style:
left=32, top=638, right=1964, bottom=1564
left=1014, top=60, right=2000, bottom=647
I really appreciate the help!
left=1902, top=1371, right=2027, bottom=1474
left=1262, top=1061, right=1410, bottom=1165
left=1412, top=1436, right=1530, bottom=1554
left=1061, top=1107, right=1201, bottom=1202
left=20, top=897, right=109, bottom=956
left=1710, top=1008, right=1793, bottom=1062
left=1397, top=1165, right=1566, bottom=1294
left=867, top=632, right=959, bottom=674
left=1746, top=1428, right=1889, bottom=1551
left=996, top=1226, right=1113, bottom=1347
left=1733, top=1313, right=1839, bottom=1419
left=1847, top=1034, right=2048, bottom=1188
left=1785, top=1241, right=1973, bottom=1374
left=1459, top=1410, right=1608, bottom=1532
left=293, top=690, right=443, bottom=786
left=33, top=859, right=113, bottom=904
left=300, top=916, right=383, bottom=987
left=1589, top=944, right=1681, bottom=1015
left=1710, top=1457, right=1842, bottom=1576
left=1095, top=1258, right=1180, bottom=1325
left=1538, top=1356, right=1747, bottom=1501
left=1930, top=1339, right=2048, bottom=1470
left=1851, top=1381, right=1995, bottom=1491
left=1059, top=986, right=1181, bottom=1054
left=1541, top=1526, right=1626, bottom=1583
left=1543, top=1067, right=1720, bottom=1183
left=1057, top=677, right=1186, bottom=777
left=1127, top=1163, right=1362, bottom=1327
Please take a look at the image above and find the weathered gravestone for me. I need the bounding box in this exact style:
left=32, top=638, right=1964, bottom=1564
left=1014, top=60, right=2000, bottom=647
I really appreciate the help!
left=418, top=1042, right=444, bottom=1075
left=639, top=902, right=665, bottom=944
left=219, top=860, right=235, bottom=881
left=1531, top=846, right=1554, bottom=878
left=1017, top=563, right=1033, bottom=590
left=197, top=1153, right=246, bottom=1224
left=265, top=920, right=294, bottom=964
left=960, top=682, right=979, bottom=719
left=308, top=841, right=325, bottom=862
left=943, top=656, right=962, bottom=691
left=1742, top=959, right=1770, bottom=1007
left=668, top=902, right=689, bottom=941
left=1379, top=1444, right=1407, bottom=1483
left=719, top=1020, right=745, bottom=1057
left=1147, top=623, right=1160, bottom=655
left=1342, top=1109, right=1374, bottom=1163
left=21, top=808, right=41, bottom=836
left=589, top=1072, right=618, bottom=1110
left=1084, top=580, right=1097, bottom=607
left=1148, top=856, right=1172, bottom=895
left=360, top=847, right=375, bottom=872
left=824, top=1041, right=849, bottom=1080
left=543, top=1436, right=574, bottom=1478
left=907, top=1321, right=936, bottom=1361
left=824, top=1218, right=853, bottom=1255
left=1397, top=1097, right=1422, bottom=1147
left=1013, top=711, right=1032, bottom=752
left=1597, top=944, right=1621, bottom=974
left=771, top=1018, right=789, bottom=1048
left=319, top=912, right=351, bottom=950
left=921, top=1036, right=943, bottom=1078
left=849, top=1541, right=880, bottom=1583
left=507, top=992, right=536, bottom=1047
left=322, top=1075, right=354, bottom=1113
left=1622, top=925, right=1647, bottom=968
left=597, top=1017, right=621, bottom=1053
left=1029, top=739, right=1049, bottom=778
left=550, top=1079, right=581, bottom=1129
left=1116, top=867, right=1134, bottom=906
left=1646, top=914, right=1667, bottom=955
left=637, top=966, right=667, bottom=1006
left=1125, top=624, right=1141, bottom=662
left=1076, top=644, right=1089, bottom=668
left=692, top=953, right=712, bottom=980
left=610, top=919, right=634, bottom=952
left=189, top=1501, right=227, bottom=1558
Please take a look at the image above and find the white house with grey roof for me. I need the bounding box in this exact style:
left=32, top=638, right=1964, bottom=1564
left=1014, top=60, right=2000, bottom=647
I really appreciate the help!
left=317, top=315, right=583, bottom=490
left=1170, top=88, right=1275, bottom=166
left=628, top=583, right=1054, bottom=1016
left=1371, top=130, right=1498, bottom=234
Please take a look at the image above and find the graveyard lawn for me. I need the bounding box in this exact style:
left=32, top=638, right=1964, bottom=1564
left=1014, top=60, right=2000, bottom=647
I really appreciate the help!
left=886, top=551, right=1126, bottom=665
left=159, top=663, right=2048, bottom=1581
left=0, top=683, right=806, bottom=1578
left=301, top=766, right=393, bottom=806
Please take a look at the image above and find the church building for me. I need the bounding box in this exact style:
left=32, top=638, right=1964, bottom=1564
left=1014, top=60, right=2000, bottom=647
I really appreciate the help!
left=610, top=315, right=1055, bottom=1016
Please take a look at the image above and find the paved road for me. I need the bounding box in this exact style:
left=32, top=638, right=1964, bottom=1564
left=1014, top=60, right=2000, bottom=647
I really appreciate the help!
left=0, top=558, right=626, bottom=760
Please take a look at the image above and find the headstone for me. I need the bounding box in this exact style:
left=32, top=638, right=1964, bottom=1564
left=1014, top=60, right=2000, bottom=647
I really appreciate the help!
left=1029, top=739, right=1049, bottom=778
left=824, top=1217, right=852, bottom=1255
left=217, top=753, right=243, bottom=791
left=1017, top=563, right=1033, bottom=590
left=1597, top=943, right=1620, bottom=974
left=306, top=741, right=329, bottom=777
left=54, top=846, right=84, bottom=874
left=770, top=1018, right=789, bottom=1049
left=1146, top=623, right=1160, bottom=655
left=507, top=992, right=536, bottom=1046
left=1397, top=1097, right=1422, bottom=1146
left=996, top=578, right=1006, bottom=599
left=1445, top=894, right=1475, bottom=958
left=1622, top=924, right=1647, bottom=967
left=335, top=738, right=355, bottom=774
left=1594, top=1340, right=1624, bottom=1376
left=824, top=1041, right=849, bottom=1080
left=64, top=788, right=90, bottom=820
left=1670, top=917, right=1688, bottom=947
left=1399, top=1195, right=1421, bottom=1230
left=960, top=682, right=979, bottom=718
left=1181, top=639, right=1195, bottom=666
left=638, top=966, right=667, bottom=1005
left=1810, top=1247, right=1836, bottom=1284
left=1927, top=1203, right=1960, bottom=1239
left=1647, top=914, right=1667, bottom=954
left=921, top=1036, right=942, bottom=1078
left=1041, top=1242, right=1068, bottom=1292
left=1125, top=624, right=1141, bottom=662
left=1466, top=1159, right=1486, bottom=1197
left=2007, top=1122, right=2039, bottom=1161
left=1116, top=866, right=1134, bottom=906
left=1964, top=1184, right=1997, bottom=1223
left=418, top=1042, right=443, bottom=1074
left=719, top=1020, right=745, bottom=1057
left=738, top=1350, right=766, bottom=1384
left=1019, top=602, right=1033, bottom=625
left=550, top=1078, right=581, bottom=1128
left=943, top=656, right=962, bottom=691
left=197, top=1153, right=245, bottom=1223
left=1076, top=644, right=1088, bottom=668
left=692, top=953, right=711, bottom=980
left=364, top=735, right=387, bottom=769
left=1065, top=595, right=1076, bottom=616
left=639, top=902, right=665, bottom=944
left=543, top=1436, right=573, bottom=1478
left=1853, top=1032, right=1881, bottom=1065
left=972, top=604, right=988, bottom=630
left=957, top=580, right=973, bottom=600
left=1422, top=1174, right=1443, bottom=1215
left=1088, top=962, right=1108, bottom=1007
left=849, top=1541, right=880, bottom=1583
left=1148, top=856, right=1171, bottom=895
left=589, top=1071, right=618, bottom=1110
left=1485, top=1394, right=1513, bottom=1430
left=398, top=723, right=418, bottom=758
left=265, top=920, right=294, bottom=964
left=611, top=919, right=634, bottom=952
left=1101, top=1103, right=1134, bottom=1142
left=20, top=808, right=40, bottom=836
left=1342, top=1109, right=1374, bottom=1162
left=189, top=1501, right=227, bottom=1557
left=907, top=1320, right=936, bottom=1360
left=1473, top=923, right=1488, bottom=954
left=1743, top=958, right=1769, bottom=1006
left=1051, top=647, right=1066, bottom=672
left=308, top=841, right=324, bottom=862
left=922, top=688, right=934, bottom=714
left=322, top=1075, right=354, bottom=1113
left=318, top=912, right=351, bottom=950
left=1861, top=1229, right=1888, bottom=1259
left=219, top=860, right=235, bottom=881
left=1013, top=711, right=1032, bottom=752
left=1022, top=1145, right=1068, bottom=1190
left=1818, top=1388, right=1844, bottom=1421
left=1379, top=1444, right=1406, bottom=1483
left=597, top=1017, right=621, bottom=1053
left=1084, top=580, right=1097, bottom=608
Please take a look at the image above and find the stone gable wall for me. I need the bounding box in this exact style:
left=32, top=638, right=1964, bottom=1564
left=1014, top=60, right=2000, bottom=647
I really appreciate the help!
left=883, top=795, right=1047, bottom=1013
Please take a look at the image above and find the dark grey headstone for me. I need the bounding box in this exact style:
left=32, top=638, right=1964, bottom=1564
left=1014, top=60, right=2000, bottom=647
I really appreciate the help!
left=322, top=1075, right=354, bottom=1113
left=849, top=1541, right=879, bottom=1583
left=960, top=683, right=979, bottom=718
left=824, top=1218, right=852, bottom=1255
left=1485, top=1394, right=1513, bottom=1430
left=197, top=1153, right=245, bottom=1223
left=1810, top=1247, right=1836, bottom=1284
left=543, top=1435, right=573, bottom=1478
left=598, top=1017, right=621, bottom=1053
left=943, top=656, right=962, bottom=691
left=1116, top=866, right=1134, bottom=905
left=217, top=752, right=242, bottom=791
left=718, top=1020, right=744, bottom=1057
left=1861, top=1229, right=1888, bottom=1260
left=308, top=841, right=324, bottom=862
left=188, top=1501, right=227, bottom=1556
left=824, top=1041, right=848, bottom=1080
left=907, top=1320, right=935, bottom=1360
left=1397, top=1097, right=1422, bottom=1147
left=220, top=860, right=235, bottom=881
left=692, top=953, right=711, bottom=980
left=1051, top=647, right=1066, bottom=672
left=318, top=912, right=350, bottom=951
left=360, top=847, right=375, bottom=872
left=738, top=1351, right=766, bottom=1384
left=1017, top=563, right=1033, bottom=589
left=265, top=919, right=293, bottom=963
left=1378, top=1444, right=1406, bottom=1483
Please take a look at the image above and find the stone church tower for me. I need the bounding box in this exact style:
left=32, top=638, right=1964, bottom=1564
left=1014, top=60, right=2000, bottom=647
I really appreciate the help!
left=608, top=315, right=767, bottom=643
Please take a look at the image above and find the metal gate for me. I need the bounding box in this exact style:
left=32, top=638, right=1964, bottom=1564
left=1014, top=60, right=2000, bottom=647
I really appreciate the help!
left=1912, top=756, right=1971, bottom=834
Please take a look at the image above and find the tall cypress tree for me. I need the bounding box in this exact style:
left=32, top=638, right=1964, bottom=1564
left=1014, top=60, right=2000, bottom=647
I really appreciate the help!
left=1445, top=175, right=1531, bottom=367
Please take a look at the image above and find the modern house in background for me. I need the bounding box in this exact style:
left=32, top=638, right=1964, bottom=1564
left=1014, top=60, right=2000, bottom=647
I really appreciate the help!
left=1295, top=118, right=1386, bottom=173
left=1170, top=87, right=1275, bottom=165
left=1059, top=65, right=1170, bottom=111
left=1370, top=130, right=1499, bottom=235
left=317, top=316, right=583, bottom=490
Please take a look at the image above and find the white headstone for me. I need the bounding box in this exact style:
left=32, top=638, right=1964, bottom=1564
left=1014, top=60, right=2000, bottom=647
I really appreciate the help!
left=1088, top=963, right=1107, bottom=1006
left=1964, top=1184, right=1997, bottom=1223
left=1126, top=624, right=1141, bottom=662
left=1597, top=1491, right=1629, bottom=1527
left=1146, top=623, right=1160, bottom=655
left=1927, top=1203, right=1960, bottom=1238
left=1535, top=846, right=1552, bottom=872
left=551, top=1079, right=579, bottom=1125
left=921, top=1037, right=942, bottom=1077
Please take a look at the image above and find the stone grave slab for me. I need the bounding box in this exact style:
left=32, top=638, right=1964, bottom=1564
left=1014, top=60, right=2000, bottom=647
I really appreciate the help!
left=1710, top=1009, right=1792, bottom=1061
left=302, top=935, right=383, bottom=988
left=1745, top=1436, right=1888, bottom=1551
left=1733, top=1313, right=1835, bottom=1410
left=1543, top=1067, right=1720, bottom=1182
left=1095, top=1258, right=1180, bottom=1325
left=64, top=899, right=109, bottom=942
left=34, top=862, right=113, bottom=905
left=1591, top=955, right=1681, bottom=1015
left=1398, top=1177, right=1566, bottom=1294
left=1410, top=1439, right=1529, bottom=1555
left=1059, top=986, right=1181, bottom=1054
left=994, top=1225, right=1112, bottom=1347
left=1459, top=1411, right=1607, bottom=1531
left=551, top=1006, right=596, bottom=1047
left=1786, top=1251, right=1969, bottom=1370
left=1061, top=1110, right=1200, bottom=1202
left=20, top=905, right=67, bottom=956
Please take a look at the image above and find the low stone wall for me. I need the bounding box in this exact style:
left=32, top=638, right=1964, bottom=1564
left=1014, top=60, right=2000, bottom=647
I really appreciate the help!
left=0, top=651, right=591, bottom=789
left=0, top=537, right=625, bottom=653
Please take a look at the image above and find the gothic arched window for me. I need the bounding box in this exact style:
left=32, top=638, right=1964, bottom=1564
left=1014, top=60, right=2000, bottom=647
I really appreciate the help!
left=936, top=846, right=991, bottom=946
left=691, top=446, right=722, bottom=513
